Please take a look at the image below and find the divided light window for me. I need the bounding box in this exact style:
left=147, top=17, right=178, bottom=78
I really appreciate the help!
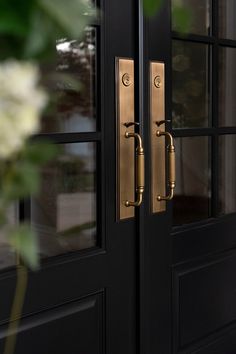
left=171, top=0, right=236, bottom=227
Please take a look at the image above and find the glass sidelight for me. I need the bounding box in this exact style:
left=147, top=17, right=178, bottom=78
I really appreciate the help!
left=219, top=135, right=236, bottom=215
left=31, top=143, right=97, bottom=258
left=0, top=204, right=18, bottom=270
left=172, top=0, right=211, bottom=36
left=219, top=47, right=236, bottom=126
left=172, top=41, right=211, bottom=129
left=219, top=0, right=236, bottom=40
left=173, top=137, right=211, bottom=226
left=41, top=27, right=97, bottom=134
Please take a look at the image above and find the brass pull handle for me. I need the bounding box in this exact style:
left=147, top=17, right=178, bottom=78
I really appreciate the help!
left=125, top=132, right=145, bottom=207
left=156, top=130, right=176, bottom=201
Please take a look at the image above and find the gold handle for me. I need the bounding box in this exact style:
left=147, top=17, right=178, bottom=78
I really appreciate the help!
left=125, top=132, right=145, bottom=207
left=156, top=130, right=176, bottom=201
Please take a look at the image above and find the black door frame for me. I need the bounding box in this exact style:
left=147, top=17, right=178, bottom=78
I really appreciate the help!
left=136, top=1, right=172, bottom=353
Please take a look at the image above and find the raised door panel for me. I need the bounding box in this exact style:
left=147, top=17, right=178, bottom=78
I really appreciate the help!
left=0, top=294, right=104, bottom=354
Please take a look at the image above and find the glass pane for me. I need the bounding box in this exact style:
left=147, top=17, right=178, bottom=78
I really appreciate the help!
left=172, top=41, right=211, bottom=128
left=219, top=47, right=236, bottom=126
left=172, top=0, right=211, bottom=36
left=0, top=204, right=18, bottom=270
left=173, top=137, right=211, bottom=226
left=31, top=143, right=97, bottom=258
left=41, top=27, right=97, bottom=133
left=219, top=135, right=236, bottom=215
left=219, top=0, right=236, bottom=40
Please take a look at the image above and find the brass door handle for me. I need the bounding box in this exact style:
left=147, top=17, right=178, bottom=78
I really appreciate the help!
left=125, top=132, right=145, bottom=207
left=156, top=130, right=176, bottom=201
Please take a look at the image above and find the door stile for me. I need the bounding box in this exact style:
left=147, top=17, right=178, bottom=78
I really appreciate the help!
left=134, top=1, right=150, bottom=354
left=103, top=0, right=137, bottom=353
left=144, top=1, right=172, bottom=353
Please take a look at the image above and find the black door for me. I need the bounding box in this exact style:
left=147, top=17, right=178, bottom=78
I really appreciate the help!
left=1, top=1, right=236, bottom=354
left=0, top=1, right=138, bottom=354
left=145, top=1, right=236, bottom=353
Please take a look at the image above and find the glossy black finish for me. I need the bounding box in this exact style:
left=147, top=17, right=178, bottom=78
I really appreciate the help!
left=144, top=2, right=172, bottom=353
left=0, top=1, right=137, bottom=353
left=169, top=0, right=236, bottom=353
left=2, top=1, right=236, bottom=353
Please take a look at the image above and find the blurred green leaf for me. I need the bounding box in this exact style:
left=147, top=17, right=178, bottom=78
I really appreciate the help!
left=3, top=162, right=40, bottom=200
left=0, top=0, right=96, bottom=59
left=24, top=0, right=96, bottom=58
left=23, top=10, right=52, bottom=59
left=0, top=0, right=34, bottom=36
left=1, top=142, right=57, bottom=201
left=37, top=0, right=95, bottom=38
left=0, top=12, right=28, bottom=37
left=143, top=0, right=192, bottom=34
left=23, top=142, right=58, bottom=165
left=143, top=0, right=163, bottom=17
left=9, top=224, right=39, bottom=270
left=172, top=5, right=191, bottom=33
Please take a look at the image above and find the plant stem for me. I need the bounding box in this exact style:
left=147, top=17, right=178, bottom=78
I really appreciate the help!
left=3, top=265, right=28, bottom=354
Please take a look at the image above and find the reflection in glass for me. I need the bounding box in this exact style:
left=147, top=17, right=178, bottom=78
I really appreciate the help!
left=31, top=143, right=97, bottom=258
left=172, top=0, right=211, bottom=36
left=0, top=204, right=18, bottom=270
left=219, top=0, right=236, bottom=40
left=219, top=135, right=236, bottom=215
left=41, top=27, right=97, bottom=133
left=172, top=41, right=211, bottom=128
left=219, top=48, right=236, bottom=126
left=173, top=137, right=211, bottom=226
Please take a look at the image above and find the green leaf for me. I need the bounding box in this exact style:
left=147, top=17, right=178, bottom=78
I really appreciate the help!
left=0, top=12, right=28, bottom=37
left=37, top=0, right=96, bottom=38
left=143, top=0, right=163, bottom=17
left=172, top=5, right=192, bottom=33
left=24, top=0, right=96, bottom=59
left=23, top=142, right=58, bottom=165
left=23, top=10, right=52, bottom=58
left=0, top=0, right=34, bottom=37
left=3, top=162, right=40, bottom=200
left=9, top=224, right=39, bottom=270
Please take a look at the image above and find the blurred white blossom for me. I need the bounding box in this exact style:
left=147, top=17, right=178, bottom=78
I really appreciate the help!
left=0, top=60, right=47, bottom=159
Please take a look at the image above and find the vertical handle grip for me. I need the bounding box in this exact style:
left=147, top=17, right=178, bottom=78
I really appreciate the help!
left=156, top=130, right=176, bottom=201
left=125, top=132, right=145, bottom=207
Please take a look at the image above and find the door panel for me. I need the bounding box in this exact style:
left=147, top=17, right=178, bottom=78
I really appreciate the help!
left=170, top=0, right=236, bottom=353
left=1, top=1, right=236, bottom=353
left=0, top=294, right=104, bottom=354
left=0, top=1, right=137, bottom=354
left=173, top=252, right=236, bottom=349
left=147, top=1, right=236, bottom=353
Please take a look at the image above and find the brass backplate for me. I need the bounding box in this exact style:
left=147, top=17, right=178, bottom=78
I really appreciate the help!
left=150, top=61, right=166, bottom=213
left=116, top=58, right=135, bottom=220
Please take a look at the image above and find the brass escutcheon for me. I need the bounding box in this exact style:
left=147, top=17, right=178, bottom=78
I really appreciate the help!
left=154, top=75, right=161, bottom=88
left=122, top=73, right=132, bottom=87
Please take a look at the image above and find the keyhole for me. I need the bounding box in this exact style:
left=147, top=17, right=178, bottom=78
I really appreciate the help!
left=122, top=73, right=132, bottom=87
left=154, top=75, right=161, bottom=88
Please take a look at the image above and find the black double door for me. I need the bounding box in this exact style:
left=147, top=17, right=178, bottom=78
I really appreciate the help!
left=1, top=1, right=236, bottom=353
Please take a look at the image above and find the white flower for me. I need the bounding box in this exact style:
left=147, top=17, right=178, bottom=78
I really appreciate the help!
left=0, top=60, right=47, bottom=159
